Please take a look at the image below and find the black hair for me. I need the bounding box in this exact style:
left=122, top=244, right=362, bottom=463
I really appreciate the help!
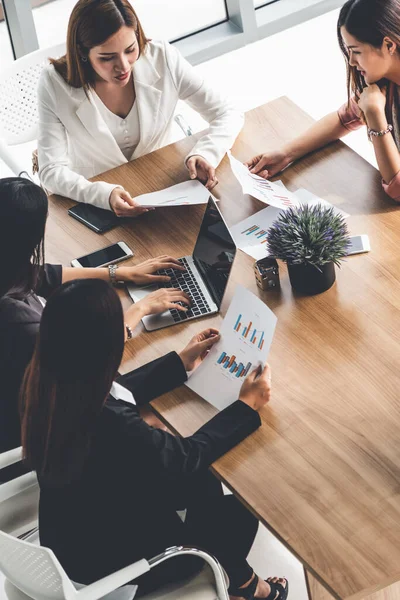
left=0, top=177, right=48, bottom=298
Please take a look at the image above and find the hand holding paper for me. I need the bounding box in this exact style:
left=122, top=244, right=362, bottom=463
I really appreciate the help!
left=186, top=285, right=277, bottom=411
left=238, top=362, right=272, bottom=412
left=228, top=151, right=301, bottom=209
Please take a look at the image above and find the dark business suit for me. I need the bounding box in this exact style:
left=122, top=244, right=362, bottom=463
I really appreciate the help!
left=0, top=265, right=62, bottom=480
left=39, top=351, right=261, bottom=595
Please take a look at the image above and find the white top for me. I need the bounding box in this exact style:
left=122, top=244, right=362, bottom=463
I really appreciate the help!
left=37, top=40, right=244, bottom=210
left=91, top=92, right=140, bottom=160
left=109, top=381, right=136, bottom=406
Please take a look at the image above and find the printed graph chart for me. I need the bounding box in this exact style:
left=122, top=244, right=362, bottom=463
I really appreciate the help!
left=241, top=224, right=269, bottom=244
left=233, top=314, right=265, bottom=350
left=248, top=174, right=297, bottom=207
left=158, top=195, right=190, bottom=206
left=217, top=352, right=252, bottom=378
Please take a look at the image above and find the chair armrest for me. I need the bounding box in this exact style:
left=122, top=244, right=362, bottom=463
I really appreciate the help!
left=0, top=447, right=23, bottom=470
left=148, top=546, right=229, bottom=600
left=75, top=559, right=149, bottom=600
left=0, top=472, right=38, bottom=504
left=0, top=138, right=26, bottom=176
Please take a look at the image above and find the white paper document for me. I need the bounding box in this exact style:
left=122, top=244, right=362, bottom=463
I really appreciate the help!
left=229, top=188, right=349, bottom=262
left=230, top=206, right=283, bottom=260
left=186, top=285, right=277, bottom=411
left=136, top=180, right=210, bottom=207
left=228, top=152, right=301, bottom=209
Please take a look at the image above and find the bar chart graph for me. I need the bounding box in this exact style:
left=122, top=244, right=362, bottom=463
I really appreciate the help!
left=233, top=314, right=265, bottom=350
left=217, top=351, right=252, bottom=378
left=186, top=285, right=277, bottom=411
left=241, top=224, right=269, bottom=244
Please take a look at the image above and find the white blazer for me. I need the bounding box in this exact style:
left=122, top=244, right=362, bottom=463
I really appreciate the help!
left=37, top=40, right=244, bottom=210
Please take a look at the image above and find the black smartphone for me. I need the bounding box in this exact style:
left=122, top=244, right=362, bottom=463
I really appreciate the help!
left=68, top=203, right=120, bottom=233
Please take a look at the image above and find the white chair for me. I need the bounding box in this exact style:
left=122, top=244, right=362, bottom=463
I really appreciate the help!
left=0, top=449, right=229, bottom=600
left=0, top=43, right=65, bottom=177
left=0, top=448, right=39, bottom=539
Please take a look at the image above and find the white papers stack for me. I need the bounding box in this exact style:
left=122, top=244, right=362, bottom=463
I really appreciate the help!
left=228, top=152, right=301, bottom=209
left=228, top=170, right=350, bottom=261
left=186, top=285, right=277, bottom=411
left=136, top=180, right=210, bottom=207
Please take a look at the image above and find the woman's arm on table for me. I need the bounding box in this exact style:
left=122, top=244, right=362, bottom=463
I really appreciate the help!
left=165, top=42, right=244, bottom=190
left=37, top=69, right=147, bottom=216
left=246, top=110, right=352, bottom=178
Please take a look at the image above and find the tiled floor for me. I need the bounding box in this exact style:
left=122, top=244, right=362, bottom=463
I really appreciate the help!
left=0, top=8, right=379, bottom=600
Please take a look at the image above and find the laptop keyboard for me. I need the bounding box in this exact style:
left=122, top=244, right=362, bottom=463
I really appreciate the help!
left=156, top=257, right=211, bottom=323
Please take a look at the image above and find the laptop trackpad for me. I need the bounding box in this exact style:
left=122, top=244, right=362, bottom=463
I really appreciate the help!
left=128, top=285, right=158, bottom=302
left=127, top=285, right=175, bottom=331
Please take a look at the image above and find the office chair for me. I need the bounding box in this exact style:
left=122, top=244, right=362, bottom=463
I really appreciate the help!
left=0, top=43, right=66, bottom=177
left=0, top=448, right=229, bottom=600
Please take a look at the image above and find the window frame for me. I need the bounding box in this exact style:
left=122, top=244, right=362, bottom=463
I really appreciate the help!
left=2, top=0, right=343, bottom=65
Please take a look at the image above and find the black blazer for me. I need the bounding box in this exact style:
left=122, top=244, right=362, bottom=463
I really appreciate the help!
left=38, top=351, right=261, bottom=585
left=0, top=265, right=62, bottom=457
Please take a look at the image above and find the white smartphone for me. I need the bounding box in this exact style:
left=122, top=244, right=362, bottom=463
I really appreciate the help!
left=71, top=241, right=133, bottom=268
left=347, top=235, right=370, bottom=255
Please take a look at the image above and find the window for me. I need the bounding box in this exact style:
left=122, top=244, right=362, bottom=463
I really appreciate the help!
left=30, top=0, right=228, bottom=51
left=2, top=0, right=343, bottom=66
left=130, top=0, right=228, bottom=41
left=0, top=0, right=14, bottom=68
left=254, top=0, right=281, bottom=8
left=31, top=0, right=72, bottom=50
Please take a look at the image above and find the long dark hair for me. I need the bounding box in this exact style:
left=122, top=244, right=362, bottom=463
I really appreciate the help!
left=21, top=279, right=125, bottom=486
left=0, top=177, right=47, bottom=299
left=338, top=0, right=400, bottom=103
left=51, top=0, right=148, bottom=92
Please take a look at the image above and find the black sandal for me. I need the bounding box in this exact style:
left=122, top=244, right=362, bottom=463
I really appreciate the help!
left=229, top=574, right=289, bottom=600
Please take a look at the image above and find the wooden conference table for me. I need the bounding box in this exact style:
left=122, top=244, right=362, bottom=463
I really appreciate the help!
left=46, top=97, right=400, bottom=600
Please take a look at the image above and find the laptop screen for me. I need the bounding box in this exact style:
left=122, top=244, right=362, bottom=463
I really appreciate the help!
left=193, top=197, right=236, bottom=308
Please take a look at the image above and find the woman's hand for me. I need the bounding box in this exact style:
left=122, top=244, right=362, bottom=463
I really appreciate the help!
left=134, top=288, right=191, bottom=317
left=118, top=256, right=185, bottom=285
left=358, top=84, right=387, bottom=118
left=239, top=363, right=271, bottom=411
left=244, top=150, right=292, bottom=179
left=179, top=328, right=220, bottom=371
left=124, top=288, right=192, bottom=333
left=109, top=187, right=151, bottom=218
left=186, top=155, right=218, bottom=190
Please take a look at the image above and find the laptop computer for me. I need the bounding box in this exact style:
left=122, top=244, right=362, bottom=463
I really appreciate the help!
left=127, top=197, right=236, bottom=331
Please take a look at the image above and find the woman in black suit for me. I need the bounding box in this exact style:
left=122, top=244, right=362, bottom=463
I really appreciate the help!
left=0, top=176, right=191, bottom=470
left=21, top=279, right=288, bottom=600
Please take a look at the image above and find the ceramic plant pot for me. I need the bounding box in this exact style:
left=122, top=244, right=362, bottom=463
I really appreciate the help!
left=287, top=261, right=335, bottom=295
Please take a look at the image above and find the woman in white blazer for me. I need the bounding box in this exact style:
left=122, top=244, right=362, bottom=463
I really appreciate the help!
left=37, top=0, right=244, bottom=216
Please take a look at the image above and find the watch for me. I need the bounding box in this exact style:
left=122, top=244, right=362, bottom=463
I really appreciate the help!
left=108, top=264, right=123, bottom=286
left=125, top=324, right=134, bottom=340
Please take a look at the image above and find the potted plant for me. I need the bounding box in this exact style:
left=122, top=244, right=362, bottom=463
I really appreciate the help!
left=266, top=204, right=351, bottom=295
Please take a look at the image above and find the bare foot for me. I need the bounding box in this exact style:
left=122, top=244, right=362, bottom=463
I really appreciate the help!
left=230, top=573, right=287, bottom=600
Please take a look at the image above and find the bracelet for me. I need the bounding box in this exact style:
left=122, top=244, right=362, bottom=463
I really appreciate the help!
left=125, top=323, right=133, bottom=340
left=367, top=124, right=393, bottom=142
left=108, top=264, right=123, bottom=286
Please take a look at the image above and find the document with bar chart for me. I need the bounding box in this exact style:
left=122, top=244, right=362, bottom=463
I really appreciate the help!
left=230, top=205, right=283, bottom=260
left=228, top=152, right=301, bottom=210
left=186, top=285, right=277, bottom=411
